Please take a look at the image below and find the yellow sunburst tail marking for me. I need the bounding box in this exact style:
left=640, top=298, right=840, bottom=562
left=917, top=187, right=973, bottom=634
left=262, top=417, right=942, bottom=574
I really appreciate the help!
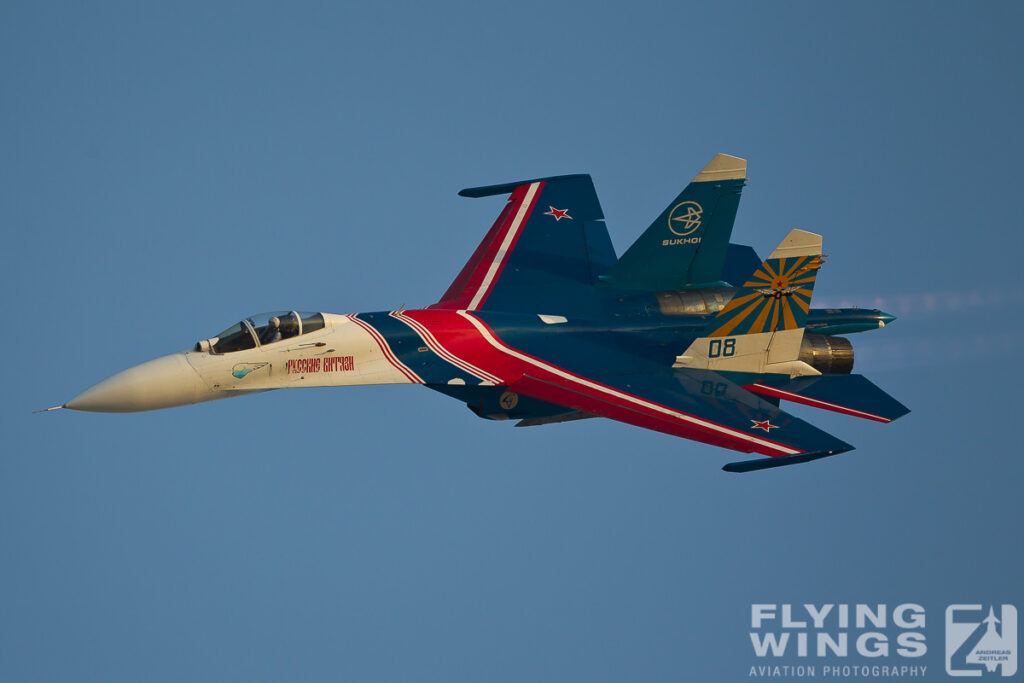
left=672, top=229, right=825, bottom=375
left=704, top=229, right=824, bottom=337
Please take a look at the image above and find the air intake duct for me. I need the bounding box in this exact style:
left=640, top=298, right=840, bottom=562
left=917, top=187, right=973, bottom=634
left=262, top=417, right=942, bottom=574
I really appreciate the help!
left=798, top=334, right=854, bottom=374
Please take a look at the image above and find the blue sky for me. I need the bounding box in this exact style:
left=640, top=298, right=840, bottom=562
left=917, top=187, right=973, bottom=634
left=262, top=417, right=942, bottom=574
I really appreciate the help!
left=3, top=2, right=1022, bottom=681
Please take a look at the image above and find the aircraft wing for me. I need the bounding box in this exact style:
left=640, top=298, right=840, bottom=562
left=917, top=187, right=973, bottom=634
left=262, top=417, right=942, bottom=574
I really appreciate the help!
left=507, top=366, right=854, bottom=471
left=437, top=310, right=855, bottom=471
left=431, top=174, right=614, bottom=316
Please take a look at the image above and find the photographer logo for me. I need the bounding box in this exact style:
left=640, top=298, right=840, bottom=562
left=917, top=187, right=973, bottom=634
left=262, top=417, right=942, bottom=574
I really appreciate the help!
left=946, top=605, right=1017, bottom=677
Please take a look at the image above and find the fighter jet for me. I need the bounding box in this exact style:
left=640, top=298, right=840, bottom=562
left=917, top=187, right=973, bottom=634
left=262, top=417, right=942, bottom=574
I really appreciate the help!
left=50, top=154, right=908, bottom=471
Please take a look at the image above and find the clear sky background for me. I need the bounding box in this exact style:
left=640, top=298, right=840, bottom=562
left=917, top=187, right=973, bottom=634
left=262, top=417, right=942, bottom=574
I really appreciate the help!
left=3, top=2, right=1023, bottom=681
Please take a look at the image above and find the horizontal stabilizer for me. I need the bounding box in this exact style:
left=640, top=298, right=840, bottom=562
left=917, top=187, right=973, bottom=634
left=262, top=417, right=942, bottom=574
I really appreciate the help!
left=723, top=449, right=850, bottom=473
left=745, top=374, right=910, bottom=423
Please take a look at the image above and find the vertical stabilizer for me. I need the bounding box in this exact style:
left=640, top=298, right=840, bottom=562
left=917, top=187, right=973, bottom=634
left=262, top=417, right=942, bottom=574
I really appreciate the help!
left=601, top=153, right=747, bottom=291
left=674, top=229, right=825, bottom=376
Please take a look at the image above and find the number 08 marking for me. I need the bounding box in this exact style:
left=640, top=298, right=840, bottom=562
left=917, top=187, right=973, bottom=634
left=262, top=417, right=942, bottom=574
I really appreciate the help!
left=708, top=338, right=736, bottom=358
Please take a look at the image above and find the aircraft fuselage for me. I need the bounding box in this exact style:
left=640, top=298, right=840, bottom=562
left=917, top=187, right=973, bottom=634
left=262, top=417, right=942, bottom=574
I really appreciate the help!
left=62, top=304, right=889, bottom=414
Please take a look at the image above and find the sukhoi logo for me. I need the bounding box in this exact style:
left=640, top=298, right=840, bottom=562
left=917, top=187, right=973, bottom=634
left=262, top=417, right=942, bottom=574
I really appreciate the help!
left=663, top=200, right=704, bottom=246
left=667, top=200, right=703, bottom=236
left=946, top=604, right=1018, bottom=677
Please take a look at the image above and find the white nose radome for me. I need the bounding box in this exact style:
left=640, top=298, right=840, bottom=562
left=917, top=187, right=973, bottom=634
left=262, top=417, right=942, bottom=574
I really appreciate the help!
left=66, top=353, right=216, bottom=412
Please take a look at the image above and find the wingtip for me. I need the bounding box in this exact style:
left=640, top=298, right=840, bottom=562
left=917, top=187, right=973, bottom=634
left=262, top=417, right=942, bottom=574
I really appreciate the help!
left=722, top=447, right=854, bottom=473
left=458, top=174, right=593, bottom=198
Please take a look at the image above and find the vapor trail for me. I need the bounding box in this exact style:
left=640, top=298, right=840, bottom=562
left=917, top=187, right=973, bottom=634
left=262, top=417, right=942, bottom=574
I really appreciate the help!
left=815, top=286, right=1024, bottom=317
left=853, top=330, right=1024, bottom=372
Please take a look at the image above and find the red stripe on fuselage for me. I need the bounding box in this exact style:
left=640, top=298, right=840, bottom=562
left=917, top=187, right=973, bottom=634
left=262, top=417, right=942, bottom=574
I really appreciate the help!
left=402, top=309, right=522, bottom=381
left=389, top=310, right=502, bottom=384
left=402, top=309, right=801, bottom=457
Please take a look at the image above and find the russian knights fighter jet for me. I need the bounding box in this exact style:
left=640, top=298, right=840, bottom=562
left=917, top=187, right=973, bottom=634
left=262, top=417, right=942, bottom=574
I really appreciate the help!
left=51, top=154, right=908, bottom=471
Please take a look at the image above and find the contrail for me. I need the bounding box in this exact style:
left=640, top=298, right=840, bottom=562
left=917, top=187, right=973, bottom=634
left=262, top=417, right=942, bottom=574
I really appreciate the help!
left=813, top=286, right=1024, bottom=371
left=815, top=286, right=1024, bottom=317
left=855, top=330, right=1024, bottom=372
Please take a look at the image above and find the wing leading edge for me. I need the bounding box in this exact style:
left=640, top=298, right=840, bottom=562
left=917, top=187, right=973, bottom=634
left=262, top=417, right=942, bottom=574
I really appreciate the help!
left=432, top=175, right=614, bottom=316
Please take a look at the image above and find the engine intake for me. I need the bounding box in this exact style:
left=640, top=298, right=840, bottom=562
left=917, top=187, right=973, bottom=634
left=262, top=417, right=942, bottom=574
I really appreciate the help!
left=799, top=334, right=854, bottom=374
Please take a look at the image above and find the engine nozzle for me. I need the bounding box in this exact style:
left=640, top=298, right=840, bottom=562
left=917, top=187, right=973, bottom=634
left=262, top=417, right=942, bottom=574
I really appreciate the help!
left=799, top=334, right=854, bottom=374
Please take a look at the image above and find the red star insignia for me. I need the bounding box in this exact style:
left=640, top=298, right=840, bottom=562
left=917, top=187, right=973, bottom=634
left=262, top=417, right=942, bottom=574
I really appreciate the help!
left=544, top=206, right=572, bottom=221
left=751, top=418, right=779, bottom=432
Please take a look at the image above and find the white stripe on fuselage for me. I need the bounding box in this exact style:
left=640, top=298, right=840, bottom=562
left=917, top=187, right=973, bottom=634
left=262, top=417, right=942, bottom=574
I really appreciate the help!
left=346, top=314, right=423, bottom=383
left=456, top=310, right=800, bottom=455
left=389, top=311, right=501, bottom=385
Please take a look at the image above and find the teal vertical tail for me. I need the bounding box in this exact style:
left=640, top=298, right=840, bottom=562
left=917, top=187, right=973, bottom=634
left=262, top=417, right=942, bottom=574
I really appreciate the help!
left=600, top=153, right=747, bottom=291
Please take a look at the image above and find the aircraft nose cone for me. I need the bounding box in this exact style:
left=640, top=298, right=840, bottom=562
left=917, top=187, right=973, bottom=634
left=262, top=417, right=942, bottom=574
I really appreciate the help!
left=876, top=310, right=897, bottom=326
left=66, top=353, right=210, bottom=412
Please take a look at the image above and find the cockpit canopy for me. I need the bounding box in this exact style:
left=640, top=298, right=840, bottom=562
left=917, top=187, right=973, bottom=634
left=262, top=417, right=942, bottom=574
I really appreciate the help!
left=198, top=311, right=326, bottom=354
